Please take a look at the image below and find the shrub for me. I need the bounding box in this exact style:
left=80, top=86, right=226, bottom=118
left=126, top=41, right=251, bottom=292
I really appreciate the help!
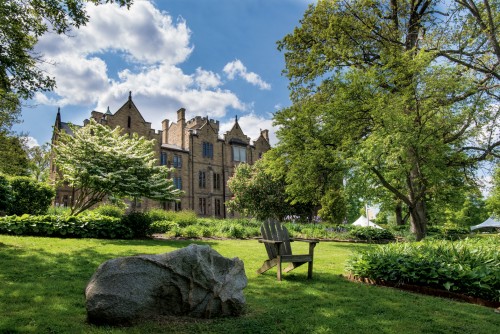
left=149, top=220, right=178, bottom=234
left=0, top=213, right=132, bottom=239
left=346, top=238, right=500, bottom=302
left=427, top=224, right=470, bottom=240
left=94, top=204, right=125, bottom=218
left=347, top=226, right=395, bottom=241
left=0, top=174, right=11, bottom=214
left=6, top=176, right=54, bottom=215
left=121, top=211, right=152, bottom=238
left=172, top=210, right=198, bottom=227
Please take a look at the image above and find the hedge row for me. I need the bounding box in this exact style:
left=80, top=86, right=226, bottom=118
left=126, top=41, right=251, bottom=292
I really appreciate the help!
left=346, top=238, right=500, bottom=302
left=0, top=213, right=133, bottom=239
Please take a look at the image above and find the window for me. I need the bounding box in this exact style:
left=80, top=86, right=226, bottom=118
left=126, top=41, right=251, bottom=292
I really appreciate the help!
left=173, top=155, right=182, bottom=168
left=233, top=146, right=246, bottom=162
left=174, top=201, right=182, bottom=211
left=173, top=177, right=182, bottom=190
left=202, top=142, right=213, bottom=159
left=215, top=198, right=222, bottom=216
left=160, top=152, right=167, bottom=165
left=199, top=171, right=206, bottom=188
left=127, top=116, right=131, bottom=128
left=214, top=173, right=221, bottom=191
left=199, top=198, right=207, bottom=215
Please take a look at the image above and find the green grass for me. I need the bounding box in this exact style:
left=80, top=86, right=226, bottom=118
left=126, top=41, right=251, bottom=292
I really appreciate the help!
left=0, top=236, right=498, bottom=333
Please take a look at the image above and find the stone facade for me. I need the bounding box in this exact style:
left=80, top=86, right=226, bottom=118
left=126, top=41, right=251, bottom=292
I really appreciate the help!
left=50, top=93, right=271, bottom=217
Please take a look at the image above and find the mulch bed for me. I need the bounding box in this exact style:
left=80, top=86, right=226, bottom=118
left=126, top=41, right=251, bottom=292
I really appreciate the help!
left=345, top=274, right=500, bottom=309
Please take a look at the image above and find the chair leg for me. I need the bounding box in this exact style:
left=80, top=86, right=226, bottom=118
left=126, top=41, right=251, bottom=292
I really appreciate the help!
left=307, top=261, right=313, bottom=279
left=277, top=255, right=282, bottom=281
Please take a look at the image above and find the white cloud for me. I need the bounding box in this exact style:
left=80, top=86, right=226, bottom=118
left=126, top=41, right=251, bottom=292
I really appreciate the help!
left=34, top=0, right=248, bottom=123
left=223, top=59, right=271, bottom=90
left=22, top=136, right=39, bottom=148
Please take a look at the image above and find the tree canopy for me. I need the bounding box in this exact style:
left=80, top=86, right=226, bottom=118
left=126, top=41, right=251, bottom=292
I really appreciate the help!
left=53, top=119, right=181, bottom=215
left=273, top=0, right=500, bottom=240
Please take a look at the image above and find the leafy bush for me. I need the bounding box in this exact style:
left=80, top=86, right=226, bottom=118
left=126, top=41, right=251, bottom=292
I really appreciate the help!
left=149, top=220, right=178, bottom=234
left=0, top=213, right=132, bottom=239
left=427, top=224, right=470, bottom=240
left=346, top=238, right=500, bottom=302
left=0, top=174, right=11, bottom=214
left=347, top=226, right=395, bottom=241
left=6, top=176, right=54, bottom=215
left=121, top=211, right=152, bottom=238
left=94, top=204, right=125, bottom=218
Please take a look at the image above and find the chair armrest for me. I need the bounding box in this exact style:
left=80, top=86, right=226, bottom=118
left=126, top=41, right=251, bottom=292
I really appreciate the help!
left=258, top=239, right=284, bottom=245
left=290, top=238, right=319, bottom=244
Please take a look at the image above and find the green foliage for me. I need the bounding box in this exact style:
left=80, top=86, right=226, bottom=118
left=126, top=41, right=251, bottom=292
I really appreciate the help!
left=347, top=226, right=395, bottom=241
left=0, top=174, right=11, bottom=213
left=0, top=134, right=29, bottom=176
left=227, top=160, right=292, bottom=221
left=0, top=1, right=132, bottom=135
left=0, top=213, right=132, bottom=239
left=93, top=204, right=125, bottom=218
left=53, top=118, right=182, bottom=215
left=121, top=211, right=152, bottom=238
left=347, top=238, right=500, bottom=302
left=275, top=0, right=500, bottom=241
left=487, top=164, right=500, bottom=216
left=6, top=176, right=54, bottom=215
left=427, top=224, right=471, bottom=241
left=25, top=143, right=50, bottom=182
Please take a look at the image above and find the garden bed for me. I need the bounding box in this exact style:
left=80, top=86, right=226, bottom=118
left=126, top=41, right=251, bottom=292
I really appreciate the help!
left=345, top=274, right=500, bottom=309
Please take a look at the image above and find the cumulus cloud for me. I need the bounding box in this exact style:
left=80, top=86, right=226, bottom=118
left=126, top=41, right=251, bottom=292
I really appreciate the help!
left=34, top=1, right=248, bottom=126
left=223, top=59, right=271, bottom=90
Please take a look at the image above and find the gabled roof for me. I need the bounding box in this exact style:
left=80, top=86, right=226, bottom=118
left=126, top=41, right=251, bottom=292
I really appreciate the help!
left=113, top=91, right=146, bottom=123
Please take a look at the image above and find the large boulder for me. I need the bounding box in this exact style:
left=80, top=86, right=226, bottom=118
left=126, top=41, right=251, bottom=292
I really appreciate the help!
left=85, top=244, right=247, bottom=325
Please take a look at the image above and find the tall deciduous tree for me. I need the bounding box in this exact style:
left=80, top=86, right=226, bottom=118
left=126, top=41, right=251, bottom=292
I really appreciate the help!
left=53, top=119, right=181, bottom=215
left=227, top=160, right=315, bottom=221
left=0, top=133, right=29, bottom=176
left=0, top=0, right=132, bottom=132
left=275, top=0, right=500, bottom=240
left=26, top=143, right=50, bottom=182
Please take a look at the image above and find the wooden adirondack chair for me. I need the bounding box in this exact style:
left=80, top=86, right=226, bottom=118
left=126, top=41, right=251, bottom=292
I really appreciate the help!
left=256, top=220, right=319, bottom=281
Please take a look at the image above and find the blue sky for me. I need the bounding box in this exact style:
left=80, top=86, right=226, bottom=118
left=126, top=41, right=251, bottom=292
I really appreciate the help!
left=14, top=0, right=315, bottom=147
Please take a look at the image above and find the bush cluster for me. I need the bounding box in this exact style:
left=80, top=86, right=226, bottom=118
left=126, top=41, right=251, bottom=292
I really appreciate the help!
left=427, top=224, right=470, bottom=240
left=286, top=223, right=395, bottom=241
left=346, top=238, right=500, bottom=302
left=0, top=175, right=54, bottom=215
left=0, top=212, right=132, bottom=239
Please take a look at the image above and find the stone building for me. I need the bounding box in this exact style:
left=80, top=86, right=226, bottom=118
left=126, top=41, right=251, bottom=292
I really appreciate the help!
left=50, top=93, right=271, bottom=217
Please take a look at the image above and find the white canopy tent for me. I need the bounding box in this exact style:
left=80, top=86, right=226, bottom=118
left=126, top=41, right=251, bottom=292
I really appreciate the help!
left=470, top=217, right=500, bottom=231
left=352, top=216, right=384, bottom=229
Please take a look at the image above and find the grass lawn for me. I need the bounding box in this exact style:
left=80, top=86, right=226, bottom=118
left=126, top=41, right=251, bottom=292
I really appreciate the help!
left=0, top=235, right=498, bottom=333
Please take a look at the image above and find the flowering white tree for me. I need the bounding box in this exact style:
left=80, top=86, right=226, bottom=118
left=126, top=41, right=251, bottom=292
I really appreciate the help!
left=53, top=119, right=182, bottom=215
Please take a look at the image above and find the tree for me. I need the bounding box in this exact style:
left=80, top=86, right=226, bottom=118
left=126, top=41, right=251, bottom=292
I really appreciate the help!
left=227, top=160, right=291, bottom=221
left=487, top=165, right=500, bottom=216
left=0, top=0, right=132, bottom=132
left=0, top=133, right=29, bottom=176
left=26, top=143, right=50, bottom=182
left=53, top=119, right=182, bottom=215
left=275, top=0, right=500, bottom=240
left=6, top=175, right=54, bottom=215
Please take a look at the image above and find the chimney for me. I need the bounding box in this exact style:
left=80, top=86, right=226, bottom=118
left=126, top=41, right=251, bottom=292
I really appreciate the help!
left=261, top=129, right=269, bottom=142
left=177, top=108, right=186, bottom=149
left=177, top=108, right=185, bottom=122
left=162, top=119, right=169, bottom=144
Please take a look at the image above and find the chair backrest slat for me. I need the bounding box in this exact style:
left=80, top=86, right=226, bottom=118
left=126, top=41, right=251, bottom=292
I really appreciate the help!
left=261, top=220, right=292, bottom=258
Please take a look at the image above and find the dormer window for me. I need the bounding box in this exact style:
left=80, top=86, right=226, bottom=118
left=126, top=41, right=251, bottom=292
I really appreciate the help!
left=232, top=146, right=246, bottom=162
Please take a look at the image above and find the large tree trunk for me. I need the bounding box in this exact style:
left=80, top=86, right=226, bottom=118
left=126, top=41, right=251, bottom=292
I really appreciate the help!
left=395, top=201, right=404, bottom=226
left=409, top=199, right=428, bottom=241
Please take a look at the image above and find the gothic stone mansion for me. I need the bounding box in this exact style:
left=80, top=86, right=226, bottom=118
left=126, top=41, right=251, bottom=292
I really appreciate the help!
left=50, top=93, right=271, bottom=218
